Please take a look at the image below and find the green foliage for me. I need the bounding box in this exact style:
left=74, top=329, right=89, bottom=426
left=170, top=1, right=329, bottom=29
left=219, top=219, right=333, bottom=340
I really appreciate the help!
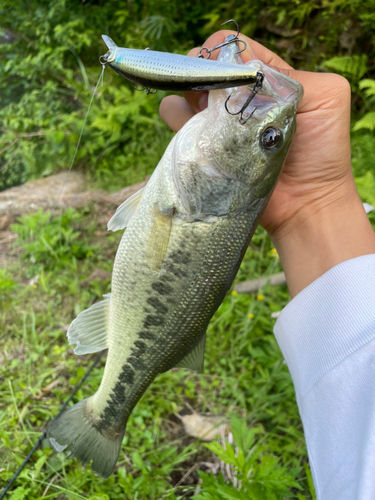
left=195, top=417, right=302, bottom=500
left=141, top=15, right=178, bottom=51
left=352, top=78, right=375, bottom=131
left=0, top=0, right=213, bottom=191
left=322, top=55, right=368, bottom=80
left=359, top=79, right=375, bottom=99
left=351, top=133, right=375, bottom=177
left=0, top=269, right=15, bottom=291
left=353, top=112, right=375, bottom=132
left=11, top=208, right=96, bottom=271
left=1, top=0, right=375, bottom=190
left=354, top=172, right=375, bottom=207
left=9, top=487, right=30, bottom=500
left=114, top=445, right=195, bottom=499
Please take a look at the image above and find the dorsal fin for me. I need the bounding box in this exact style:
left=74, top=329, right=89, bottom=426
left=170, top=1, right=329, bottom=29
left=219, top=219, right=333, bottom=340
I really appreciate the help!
left=107, top=187, right=144, bottom=232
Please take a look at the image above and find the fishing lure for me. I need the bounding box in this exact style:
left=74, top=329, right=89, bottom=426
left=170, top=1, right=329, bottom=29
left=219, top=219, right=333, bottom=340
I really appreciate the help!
left=100, top=21, right=263, bottom=94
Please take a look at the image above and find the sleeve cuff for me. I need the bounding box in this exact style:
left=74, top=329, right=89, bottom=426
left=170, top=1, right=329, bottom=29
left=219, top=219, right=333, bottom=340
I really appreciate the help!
left=273, top=254, right=375, bottom=400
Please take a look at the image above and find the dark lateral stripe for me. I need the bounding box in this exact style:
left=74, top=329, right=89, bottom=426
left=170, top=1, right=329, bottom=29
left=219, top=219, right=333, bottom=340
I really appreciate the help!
left=147, top=296, right=168, bottom=314
left=151, top=281, right=173, bottom=295
left=128, top=356, right=144, bottom=369
left=118, top=365, right=135, bottom=384
left=101, top=363, right=135, bottom=425
left=144, top=314, right=165, bottom=328
left=139, top=330, right=156, bottom=340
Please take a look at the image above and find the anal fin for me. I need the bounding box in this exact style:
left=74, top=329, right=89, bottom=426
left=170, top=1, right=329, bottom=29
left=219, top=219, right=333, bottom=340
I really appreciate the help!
left=67, top=293, right=111, bottom=355
left=176, top=333, right=206, bottom=373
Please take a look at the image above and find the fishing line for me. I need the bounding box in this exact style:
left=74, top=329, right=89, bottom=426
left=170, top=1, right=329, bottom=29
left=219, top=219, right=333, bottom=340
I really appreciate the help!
left=0, top=350, right=105, bottom=499
left=43, top=62, right=106, bottom=233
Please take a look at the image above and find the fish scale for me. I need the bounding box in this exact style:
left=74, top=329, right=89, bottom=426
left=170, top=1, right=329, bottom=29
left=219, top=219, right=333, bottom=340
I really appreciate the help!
left=47, top=38, right=303, bottom=478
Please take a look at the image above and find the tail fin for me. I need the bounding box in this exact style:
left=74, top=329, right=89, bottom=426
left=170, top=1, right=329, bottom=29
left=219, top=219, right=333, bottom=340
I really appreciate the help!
left=102, top=35, right=118, bottom=51
left=47, top=398, right=125, bottom=478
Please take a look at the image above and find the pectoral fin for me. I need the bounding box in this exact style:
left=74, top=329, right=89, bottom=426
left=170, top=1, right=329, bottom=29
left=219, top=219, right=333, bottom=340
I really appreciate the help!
left=107, top=188, right=144, bottom=232
left=146, top=204, right=175, bottom=271
left=176, top=333, right=206, bottom=373
left=67, top=294, right=111, bottom=355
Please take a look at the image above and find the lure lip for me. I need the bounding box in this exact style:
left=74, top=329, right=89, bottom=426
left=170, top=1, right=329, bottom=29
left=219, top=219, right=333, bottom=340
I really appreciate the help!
left=101, top=35, right=118, bottom=63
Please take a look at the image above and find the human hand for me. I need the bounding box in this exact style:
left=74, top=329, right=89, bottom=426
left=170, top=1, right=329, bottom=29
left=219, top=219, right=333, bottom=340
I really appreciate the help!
left=160, top=31, right=375, bottom=296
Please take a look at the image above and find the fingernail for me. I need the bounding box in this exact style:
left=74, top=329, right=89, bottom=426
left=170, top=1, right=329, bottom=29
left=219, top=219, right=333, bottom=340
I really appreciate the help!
left=199, top=93, right=209, bottom=111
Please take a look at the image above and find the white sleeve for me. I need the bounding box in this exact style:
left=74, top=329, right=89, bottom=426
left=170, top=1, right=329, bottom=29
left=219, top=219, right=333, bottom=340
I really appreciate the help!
left=273, top=254, right=375, bottom=500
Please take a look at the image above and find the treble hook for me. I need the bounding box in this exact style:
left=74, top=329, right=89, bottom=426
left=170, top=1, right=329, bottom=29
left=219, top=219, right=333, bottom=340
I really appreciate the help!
left=132, top=83, right=157, bottom=95
left=225, top=72, right=265, bottom=124
left=197, top=19, right=247, bottom=59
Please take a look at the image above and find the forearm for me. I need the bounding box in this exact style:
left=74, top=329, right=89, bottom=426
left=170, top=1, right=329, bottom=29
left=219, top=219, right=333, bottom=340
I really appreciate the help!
left=271, top=177, right=375, bottom=298
left=274, top=254, right=375, bottom=499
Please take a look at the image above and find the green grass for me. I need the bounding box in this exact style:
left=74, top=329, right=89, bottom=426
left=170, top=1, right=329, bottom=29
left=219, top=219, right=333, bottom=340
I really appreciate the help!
left=0, top=205, right=316, bottom=500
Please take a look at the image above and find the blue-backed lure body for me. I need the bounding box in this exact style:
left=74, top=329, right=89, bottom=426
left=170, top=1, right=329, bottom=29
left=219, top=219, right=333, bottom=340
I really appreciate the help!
left=101, top=35, right=262, bottom=92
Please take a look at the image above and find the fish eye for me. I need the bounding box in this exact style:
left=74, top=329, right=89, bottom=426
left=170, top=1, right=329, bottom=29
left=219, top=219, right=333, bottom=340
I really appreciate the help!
left=262, top=127, right=282, bottom=150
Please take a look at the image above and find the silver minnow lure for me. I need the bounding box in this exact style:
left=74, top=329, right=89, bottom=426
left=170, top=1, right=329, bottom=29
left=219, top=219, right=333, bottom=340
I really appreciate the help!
left=101, top=34, right=262, bottom=92
left=47, top=39, right=303, bottom=478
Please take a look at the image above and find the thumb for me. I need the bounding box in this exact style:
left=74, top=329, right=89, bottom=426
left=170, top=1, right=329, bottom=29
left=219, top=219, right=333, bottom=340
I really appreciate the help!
left=266, top=65, right=351, bottom=113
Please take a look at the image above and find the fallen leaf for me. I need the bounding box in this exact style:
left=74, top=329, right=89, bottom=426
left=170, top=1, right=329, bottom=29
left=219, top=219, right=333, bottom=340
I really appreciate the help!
left=177, top=411, right=230, bottom=441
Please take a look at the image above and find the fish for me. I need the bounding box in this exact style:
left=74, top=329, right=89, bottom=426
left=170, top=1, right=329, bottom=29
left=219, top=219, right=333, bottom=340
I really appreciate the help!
left=101, top=34, right=262, bottom=92
left=47, top=38, right=303, bottom=478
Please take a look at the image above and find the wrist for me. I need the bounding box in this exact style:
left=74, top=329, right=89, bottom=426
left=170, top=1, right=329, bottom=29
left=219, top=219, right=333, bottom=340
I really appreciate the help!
left=271, top=178, right=375, bottom=298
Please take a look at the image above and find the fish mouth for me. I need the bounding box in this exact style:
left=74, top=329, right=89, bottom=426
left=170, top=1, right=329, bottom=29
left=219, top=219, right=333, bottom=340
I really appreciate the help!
left=248, top=60, right=304, bottom=109
left=224, top=60, right=303, bottom=122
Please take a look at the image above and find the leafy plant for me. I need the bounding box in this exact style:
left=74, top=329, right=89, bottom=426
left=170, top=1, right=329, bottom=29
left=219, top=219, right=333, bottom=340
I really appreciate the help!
left=141, top=15, right=178, bottom=51
left=2, top=0, right=375, bottom=191
left=115, top=445, right=195, bottom=499
left=353, top=112, right=375, bottom=132
left=195, top=417, right=303, bottom=500
left=354, top=171, right=375, bottom=207
left=352, top=78, right=375, bottom=131
left=322, top=55, right=368, bottom=80
left=11, top=208, right=95, bottom=271
left=0, top=269, right=15, bottom=290
left=351, top=133, right=375, bottom=177
left=0, top=269, right=16, bottom=305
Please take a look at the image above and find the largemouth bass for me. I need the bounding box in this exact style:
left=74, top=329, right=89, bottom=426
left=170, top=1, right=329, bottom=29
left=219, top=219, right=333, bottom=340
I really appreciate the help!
left=47, top=40, right=303, bottom=478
